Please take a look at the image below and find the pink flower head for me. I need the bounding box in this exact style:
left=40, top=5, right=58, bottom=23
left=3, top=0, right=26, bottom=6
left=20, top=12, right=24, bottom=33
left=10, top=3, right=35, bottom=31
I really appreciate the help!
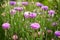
left=41, top=6, right=48, bottom=10
left=52, top=22, right=57, bottom=26
left=29, top=12, right=37, bottom=18
left=22, top=2, right=28, bottom=6
left=48, top=10, right=55, bottom=16
left=14, top=7, right=23, bottom=11
left=24, top=12, right=37, bottom=18
left=2, top=23, right=10, bottom=29
left=24, top=11, right=30, bottom=18
left=55, top=31, right=60, bottom=37
left=30, top=23, right=40, bottom=29
left=9, top=1, right=16, bottom=5
left=36, top=2, right=43, bottom=7
left=10, top=9, right=16, bottom=15
left=47, top=30, right=52, bottom=33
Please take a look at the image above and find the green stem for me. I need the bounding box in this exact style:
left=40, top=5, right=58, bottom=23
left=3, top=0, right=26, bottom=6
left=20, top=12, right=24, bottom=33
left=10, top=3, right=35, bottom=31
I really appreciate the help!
left=5, top=30, right=7, bottom=40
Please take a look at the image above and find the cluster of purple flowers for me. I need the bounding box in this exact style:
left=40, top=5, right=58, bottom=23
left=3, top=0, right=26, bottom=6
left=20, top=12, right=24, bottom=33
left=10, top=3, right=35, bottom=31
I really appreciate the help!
left=9, top=1, right=28, bottom=6
left=2, top=1, right=59, bottom=39
left=2, top=1, right=56, bottom=29
left=24, top=12, right=37, bottom=18
left=36, top=2, right=55, bottom=16
left=9, top=1, right=55, bottom=16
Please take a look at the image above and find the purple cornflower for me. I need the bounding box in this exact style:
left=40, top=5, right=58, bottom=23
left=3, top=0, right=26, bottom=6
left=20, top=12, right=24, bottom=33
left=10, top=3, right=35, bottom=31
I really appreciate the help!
left=30, top=23, right=40, bottom=29
left=55, top=31, right=60, bottom=37
left=24, top=11, right=30, bottom=18
left=10, top=9, right=16, bottom=15
left=41, top=6, right=48, bottom=10
left=14, top=7, right=23, bottom=11
left=9, top=1, right=16, bottom=5
left=2, top=23, right=10, bottom=29
left=22, top=2, right=28, bottom=6
left=48, top=10, right=55, bottom=16
left=29, top=12, right=37, bottom=18
left=36, top=2, right=43, bottom=7
left=52, top=22, right=57, bottom=26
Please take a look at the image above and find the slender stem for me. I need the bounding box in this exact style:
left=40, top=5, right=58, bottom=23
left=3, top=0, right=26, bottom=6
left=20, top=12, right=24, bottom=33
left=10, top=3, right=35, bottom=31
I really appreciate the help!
left=5, top=30, right=7, bottom=40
